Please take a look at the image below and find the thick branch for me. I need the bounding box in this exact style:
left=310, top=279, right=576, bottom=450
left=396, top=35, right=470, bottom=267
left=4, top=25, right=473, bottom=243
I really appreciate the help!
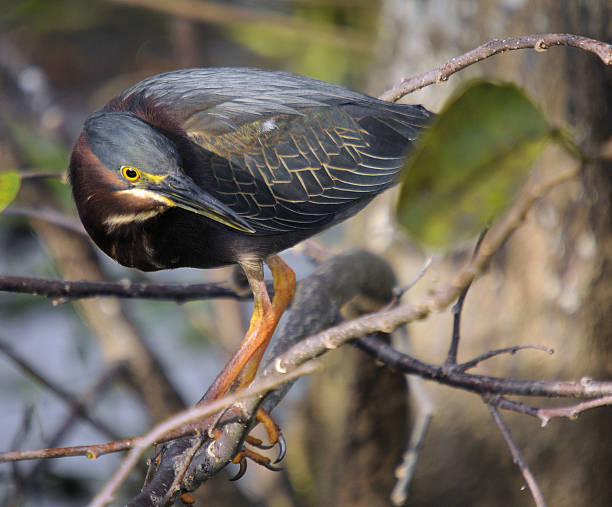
left=128, top=250, right=397, bottom=506
left=379, top=34, right=612, bottom=102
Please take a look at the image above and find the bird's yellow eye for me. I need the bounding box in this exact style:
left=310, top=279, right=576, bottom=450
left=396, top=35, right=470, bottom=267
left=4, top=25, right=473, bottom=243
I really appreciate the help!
left=121, top=166, right=140, bottom=181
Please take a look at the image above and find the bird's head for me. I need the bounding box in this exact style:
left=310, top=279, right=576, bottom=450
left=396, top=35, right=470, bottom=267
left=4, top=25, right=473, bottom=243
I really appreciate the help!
left=69, top=111, right=253, bottom=255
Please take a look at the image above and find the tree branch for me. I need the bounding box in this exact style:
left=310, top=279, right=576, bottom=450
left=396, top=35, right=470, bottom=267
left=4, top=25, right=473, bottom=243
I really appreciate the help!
left=488, top=404, right=546, bottom=507
left=128, top=250, right=397, bottom=506
left=3, top=206, right=87, bottom=236
left=455, top=344, right=554, bottom=373
left=0, top=275, right=253, bottom=302
left=354, top=334, right=612, bottom=398
left=537, top=395, right=612, bottom=425
left=379, top=34, right=612, bottom=102
left=0, top=341, right=123, bottom=441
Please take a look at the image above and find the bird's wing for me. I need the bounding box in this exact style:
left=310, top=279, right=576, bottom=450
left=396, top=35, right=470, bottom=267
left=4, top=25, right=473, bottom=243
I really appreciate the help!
left=184, top=103, right=429, bottom=233
left=123, top=68, right=432, bottom=233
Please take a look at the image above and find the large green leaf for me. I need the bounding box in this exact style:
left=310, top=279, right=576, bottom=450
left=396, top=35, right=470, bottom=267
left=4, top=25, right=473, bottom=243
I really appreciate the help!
left=0, top=171, right=21, bottom=213
left=397, top=81, right=558, bottom=249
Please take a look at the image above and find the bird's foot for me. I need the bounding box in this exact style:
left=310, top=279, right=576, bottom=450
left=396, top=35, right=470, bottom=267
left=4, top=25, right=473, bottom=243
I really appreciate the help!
left=245, top=431, right=287, bottom=464
left=252, top=407, right=286, bottom=463
left=228, top=408, right=286, bottom=480
left=229, top=447, right=283, bottom=481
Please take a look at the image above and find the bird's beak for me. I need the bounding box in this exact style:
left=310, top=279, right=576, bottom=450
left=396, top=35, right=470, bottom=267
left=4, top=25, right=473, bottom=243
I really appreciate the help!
left=152, top=171, right=256, bottom=234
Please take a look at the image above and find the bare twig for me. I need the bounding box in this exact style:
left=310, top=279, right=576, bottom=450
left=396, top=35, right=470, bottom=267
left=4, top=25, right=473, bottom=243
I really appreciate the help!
left=390, top=327, right=435, bottom=506
left=445, top=229, right=487, bottom=366
left=483, top=394, right=612, bottom=428
left=379, top=34, right=612, bottom=102
left=24, top=364, right=126, bottom=481
left=488, top=404, right=546, bottom=507
left=5, top=405, right=35, bottom=505
left=0, top=275, right=255, bottom=302
left=0, top=438, right=138, bottom=463
left=537, top=395, right=612, bottom=426
left=456, top=345, right=555, bottom=373
left=487, top=395, right=540, bottom=419
left=4, top=206, right=86, bottom=236
left=393, top=257, right=432, bottom=299
left=18, top=170, right=65, bottom=180
left=0, top=341, right=121, bottom=440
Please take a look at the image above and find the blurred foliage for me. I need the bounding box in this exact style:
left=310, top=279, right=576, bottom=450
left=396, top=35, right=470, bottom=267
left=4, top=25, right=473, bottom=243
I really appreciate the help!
left=0, top=171, right=20, bottom=212
left=7, top=120, right=72, bottom=207
left=228, top=1, right=379, bottom=85
left=396, top=81, right=566, bottom=249
left=10, top=123, right=67, bottom=172
left=1, top=0, right=105, bottom=33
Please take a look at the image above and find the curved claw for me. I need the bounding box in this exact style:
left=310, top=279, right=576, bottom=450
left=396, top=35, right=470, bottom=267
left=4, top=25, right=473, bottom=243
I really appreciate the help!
left=245, top=429, right=286, bottom=462
left=273, top=432, right=287, bottom=464
left=262, top=460, right=283, bottom=472
left=245, top=435, right=275, bottom=450
left=229, top=455, right=248, bottom=481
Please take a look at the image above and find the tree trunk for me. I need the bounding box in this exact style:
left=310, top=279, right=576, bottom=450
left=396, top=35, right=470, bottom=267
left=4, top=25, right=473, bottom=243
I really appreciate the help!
left=362, top=1, right=612, bottom=505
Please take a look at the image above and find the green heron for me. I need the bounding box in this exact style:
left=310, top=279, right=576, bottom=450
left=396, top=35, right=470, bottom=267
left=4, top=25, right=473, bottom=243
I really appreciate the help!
left=69, top=67, right=431, bottom=457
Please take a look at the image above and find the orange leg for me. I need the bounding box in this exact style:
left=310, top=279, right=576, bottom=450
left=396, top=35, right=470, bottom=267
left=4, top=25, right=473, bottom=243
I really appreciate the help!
left=199, top=254, right=296, bottom=404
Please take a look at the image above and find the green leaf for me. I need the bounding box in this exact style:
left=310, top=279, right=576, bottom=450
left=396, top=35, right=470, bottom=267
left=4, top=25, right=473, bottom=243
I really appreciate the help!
left=0, top=171, right=21, bottom=213
left=397, top=80, right=557, bottom=249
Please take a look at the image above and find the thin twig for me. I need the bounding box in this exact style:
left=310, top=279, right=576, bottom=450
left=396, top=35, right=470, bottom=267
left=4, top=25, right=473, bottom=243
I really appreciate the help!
left=483, top=395, right=612, bottom=428
left=393, top=257, right=432, bottom=299
left=0, top=341, right=121, bottom=440
left=488, top=404, right=546, bottom=507
left=390, top=327, right=435, bottom=506
left=0, top=438, right=138, bottom=463
left=6, top=405, right=35, bottom=505
left=24, top=363, right=127, bottom=481
left=490, top=395, right=540, bottom=418
left=456, top=345, right=554, bottom=373
left=379, top=34, right=612, bottom=102
left=18, top=170, right=65, bottom=181
left=0, top=275, right=255, bottom=302
left=445, top=230, right=487, bottom=366
left=4, top=206, right=87, bottom=236
left=537, top=395, right=612, bottom=426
